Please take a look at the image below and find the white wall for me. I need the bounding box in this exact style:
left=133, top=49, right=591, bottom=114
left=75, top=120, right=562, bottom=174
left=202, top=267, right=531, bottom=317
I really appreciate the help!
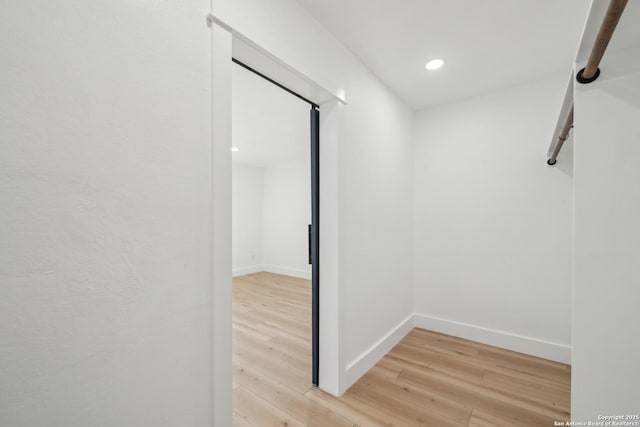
left=232, top=164, right=264, bottom=276
left=212, top=0, right=415, bottom=394
left=0, top=1, right=214, bottom=426
left=572, top=45, right=640, bottom=420
left=339, top=73, right=415, bottom=387
left=232, top=159, right=311, bottom=279
left=413, top=75, right=574, bottom=363
left=263, top=158, right=312, bottom=279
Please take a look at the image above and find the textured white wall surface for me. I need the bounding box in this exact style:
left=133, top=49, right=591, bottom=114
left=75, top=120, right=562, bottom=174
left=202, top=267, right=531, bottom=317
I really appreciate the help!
left=572, top=46, right=640, bottom=421
left=413, top=75, right=574, bottom=361
left=0, top=1, right=213, bottom=425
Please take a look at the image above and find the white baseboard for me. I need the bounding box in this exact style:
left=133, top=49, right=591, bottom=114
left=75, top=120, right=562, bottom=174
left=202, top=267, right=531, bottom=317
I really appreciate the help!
left=232, top=265, right=264, bottom=278
left=343, top=314, right=415, bottom=392
left=414, top=313, right=571, bottom=364
left=263, top=264, right=312, bottom=280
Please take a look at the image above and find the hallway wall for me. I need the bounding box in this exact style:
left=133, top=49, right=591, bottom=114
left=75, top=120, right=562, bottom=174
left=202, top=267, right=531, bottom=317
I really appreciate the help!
left=0, top=1, right=213, bottom=425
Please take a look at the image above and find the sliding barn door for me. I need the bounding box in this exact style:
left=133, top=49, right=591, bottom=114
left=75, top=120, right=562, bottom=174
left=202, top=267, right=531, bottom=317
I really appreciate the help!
left=310, top=106, right=320, bottom=386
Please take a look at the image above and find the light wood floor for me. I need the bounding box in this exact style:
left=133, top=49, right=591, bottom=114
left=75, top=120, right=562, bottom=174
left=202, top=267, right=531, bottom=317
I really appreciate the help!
left=233, top=272, right=571, bottom=427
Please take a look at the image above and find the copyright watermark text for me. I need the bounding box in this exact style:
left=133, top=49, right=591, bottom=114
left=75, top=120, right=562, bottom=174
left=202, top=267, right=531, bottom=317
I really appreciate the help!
left=554, top=415, right=640, bottom=426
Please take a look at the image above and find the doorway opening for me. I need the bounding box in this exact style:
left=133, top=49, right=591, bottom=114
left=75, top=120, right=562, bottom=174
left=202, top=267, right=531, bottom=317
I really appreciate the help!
left=230, top=57, right=320, bottom=391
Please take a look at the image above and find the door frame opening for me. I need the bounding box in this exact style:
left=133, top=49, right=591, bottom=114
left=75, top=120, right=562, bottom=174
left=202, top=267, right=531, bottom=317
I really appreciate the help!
left=231, top=57, right=321, bottom=386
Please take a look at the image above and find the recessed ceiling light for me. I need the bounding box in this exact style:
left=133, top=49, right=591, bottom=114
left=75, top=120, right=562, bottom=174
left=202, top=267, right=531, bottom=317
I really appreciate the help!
left=231, top=147, right=239, bottom=152
left=425, top=59, right=444, bottom=71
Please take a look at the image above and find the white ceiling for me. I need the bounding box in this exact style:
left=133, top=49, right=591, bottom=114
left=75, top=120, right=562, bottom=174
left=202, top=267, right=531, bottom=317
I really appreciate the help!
left=295, top=0, right=591, bottom=109
left=232, top=63, right=310, bottom=167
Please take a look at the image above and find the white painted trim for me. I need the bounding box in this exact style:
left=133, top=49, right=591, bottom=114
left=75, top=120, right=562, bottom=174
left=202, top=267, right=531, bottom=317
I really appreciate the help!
left=232, top=265, right=313, bottom=280
left=336, top=312, right=570, bottom=395
left=342, top=314, right=415, bottom=393
left=263, top=264, right=312, bottom=280
left=318, top=99, right=342, bottom=397
left=414, top=313, right=571, bottom=364
left=232, top=265, right=264, bottom=278
left=210, top=16, right=347, bottom=105
left=211, top=22, right=233, bottom=427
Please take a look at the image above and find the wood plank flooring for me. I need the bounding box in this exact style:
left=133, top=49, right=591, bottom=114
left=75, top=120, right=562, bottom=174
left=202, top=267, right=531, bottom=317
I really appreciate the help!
left=233, top=272, right=571, bottom=426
